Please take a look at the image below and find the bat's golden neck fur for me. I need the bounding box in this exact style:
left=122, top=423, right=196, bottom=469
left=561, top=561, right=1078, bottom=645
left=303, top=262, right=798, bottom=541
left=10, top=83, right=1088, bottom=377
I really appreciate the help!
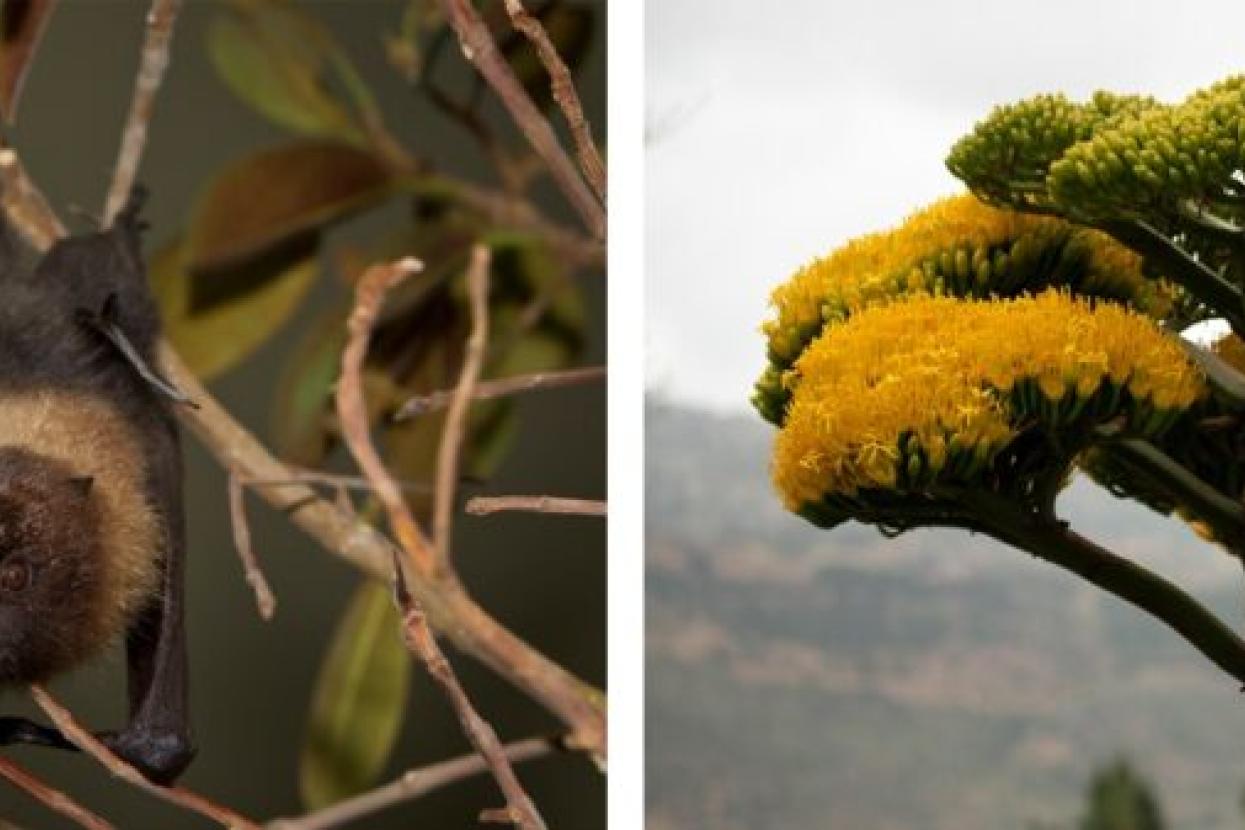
left=0, top=388, right=159, bottom=641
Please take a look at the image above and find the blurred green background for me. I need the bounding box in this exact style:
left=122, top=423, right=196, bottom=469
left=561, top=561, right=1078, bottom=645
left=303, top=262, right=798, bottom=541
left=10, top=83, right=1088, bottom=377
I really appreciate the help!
left=0, top=1, right=605, bottom=826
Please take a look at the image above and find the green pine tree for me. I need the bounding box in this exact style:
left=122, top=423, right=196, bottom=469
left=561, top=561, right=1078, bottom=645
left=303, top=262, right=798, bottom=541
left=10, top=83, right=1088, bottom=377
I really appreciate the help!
left=1079, top=758, right=1164, bottom=830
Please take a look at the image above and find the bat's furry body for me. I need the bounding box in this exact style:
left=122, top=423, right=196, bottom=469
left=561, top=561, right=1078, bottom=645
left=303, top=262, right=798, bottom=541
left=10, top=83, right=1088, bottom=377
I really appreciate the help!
left=0, top=194, right=192, bottom=782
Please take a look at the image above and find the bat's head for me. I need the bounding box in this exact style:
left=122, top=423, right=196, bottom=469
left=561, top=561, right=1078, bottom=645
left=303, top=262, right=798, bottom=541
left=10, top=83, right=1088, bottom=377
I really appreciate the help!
left=0, top=448, right=104, bottom=684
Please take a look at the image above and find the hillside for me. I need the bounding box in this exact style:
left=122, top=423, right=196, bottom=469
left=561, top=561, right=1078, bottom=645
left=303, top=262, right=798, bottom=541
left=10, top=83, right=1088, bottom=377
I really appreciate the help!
left=646, top=398, right=1245, bottom=830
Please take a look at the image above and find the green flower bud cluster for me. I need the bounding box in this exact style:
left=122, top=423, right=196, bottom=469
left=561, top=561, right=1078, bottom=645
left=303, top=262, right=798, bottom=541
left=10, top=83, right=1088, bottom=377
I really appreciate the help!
left=1049, top=85, right=1245, bottom=219
left=947, top=92, right=1157, bottom=209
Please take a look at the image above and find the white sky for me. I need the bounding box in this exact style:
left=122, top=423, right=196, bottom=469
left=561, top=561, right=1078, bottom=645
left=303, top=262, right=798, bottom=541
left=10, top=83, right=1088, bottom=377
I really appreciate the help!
left=646, top=0, right=1245, bottom=412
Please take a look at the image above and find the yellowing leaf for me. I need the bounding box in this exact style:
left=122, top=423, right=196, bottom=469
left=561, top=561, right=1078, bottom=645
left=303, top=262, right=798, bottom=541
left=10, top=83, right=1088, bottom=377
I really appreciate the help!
left=300, top=579, right=411, bottom=810
left=152, top=237, right=317, bottom=381
left=207, top=0, right=375, bottom=144
left=186, top=141, right=393, bottom=275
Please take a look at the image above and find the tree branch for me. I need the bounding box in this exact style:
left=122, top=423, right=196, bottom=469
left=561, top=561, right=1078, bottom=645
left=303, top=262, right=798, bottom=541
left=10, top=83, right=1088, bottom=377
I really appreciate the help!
left=438, top=0, right=605, bottom=239
left=1099, top=218, right=1245, bottom=333
left=268, top=736, right=561, bottom=830
left=227, top=473, right=277, bottom=620
left=0, top=755, right=113, bottom=830
left=433, top=245, right=491, bottom=568
left=29, top=686, right=260, bottom=830
left=501, top=0, right=606, bottom=204
left=959, top=489, right=1245, bottom=685
left=336, top=259, right=546, bottom=830
left=102, top=0, right=180, bottom=226
left=395, top=364, right=605, bottom=420
left=466, top=495, right=606, bottom=517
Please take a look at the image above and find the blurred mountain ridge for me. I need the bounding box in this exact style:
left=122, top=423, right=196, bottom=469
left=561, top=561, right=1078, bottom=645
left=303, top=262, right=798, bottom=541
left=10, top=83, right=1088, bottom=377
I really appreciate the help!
left=646, top=397, right=1245, bottom=830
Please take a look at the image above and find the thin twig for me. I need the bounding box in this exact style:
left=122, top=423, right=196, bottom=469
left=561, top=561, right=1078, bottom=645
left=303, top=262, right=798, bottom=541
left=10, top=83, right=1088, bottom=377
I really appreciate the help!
left=268, top=737, right=561, bottom=830
left=227, top=474, right=277, bottom=621
left=467, top=495, right=606, bottom=517
left=102, top=0, right=181, bottom=226
left=243, top=469, right=434, bottom=495
left=335, top=258, right=439, bottom=574
left=501, top=0, right=606, bottom=203
left=0, top=755, right=113, bottom=830
left=439, top=0, right=605, bottom=239
left=335, top=259, right=547, bottom=829
left=396, top=364, right=605, bottom=420
left=28, top=686, right=261, bottom=830
left=0, top=147, right=65, bottom=243
left=433, top=245, right=492, bottom=568
left=389, top=555, right=547, bottom=830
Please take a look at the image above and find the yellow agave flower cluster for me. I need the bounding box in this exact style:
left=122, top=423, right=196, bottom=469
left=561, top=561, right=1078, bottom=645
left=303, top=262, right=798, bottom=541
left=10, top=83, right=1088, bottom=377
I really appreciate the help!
left=756, top=193, right=1168, bottom=424
left=770, top=291, right=1203, bottom=512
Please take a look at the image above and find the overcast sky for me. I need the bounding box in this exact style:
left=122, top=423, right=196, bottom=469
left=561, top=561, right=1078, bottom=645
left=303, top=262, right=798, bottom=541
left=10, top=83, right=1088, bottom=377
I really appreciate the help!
left=646, top=0, right=1245, bottom=412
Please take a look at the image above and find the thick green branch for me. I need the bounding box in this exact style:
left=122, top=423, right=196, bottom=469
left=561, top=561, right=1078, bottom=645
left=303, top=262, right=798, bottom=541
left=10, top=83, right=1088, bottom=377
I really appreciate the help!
left=1098, top=218, right=1245, bottom=333
left=1094, top=431, right=1245, bottom=553
left=960, top=489, right=1245, bottom=686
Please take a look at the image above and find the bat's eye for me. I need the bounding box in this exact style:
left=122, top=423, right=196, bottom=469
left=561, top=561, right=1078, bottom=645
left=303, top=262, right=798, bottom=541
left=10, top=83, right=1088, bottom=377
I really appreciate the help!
left=0, top=558, right=31, bottom=593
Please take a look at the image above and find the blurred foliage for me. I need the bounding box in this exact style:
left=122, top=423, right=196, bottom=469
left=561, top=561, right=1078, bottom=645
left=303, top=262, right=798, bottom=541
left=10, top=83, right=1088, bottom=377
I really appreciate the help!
left=300, top=579, right=410, bottom=809
left=142, top=0, right=598, bottom=807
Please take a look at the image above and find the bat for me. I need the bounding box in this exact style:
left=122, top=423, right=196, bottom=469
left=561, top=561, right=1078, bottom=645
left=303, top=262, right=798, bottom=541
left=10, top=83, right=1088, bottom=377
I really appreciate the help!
left=0, top=189, right=193, bottom=784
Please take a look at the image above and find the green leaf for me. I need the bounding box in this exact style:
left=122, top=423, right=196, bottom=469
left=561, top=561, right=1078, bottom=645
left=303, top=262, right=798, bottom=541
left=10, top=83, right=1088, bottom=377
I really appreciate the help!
left=300, top=579, right=411, bottom=810
left=0, top=0, right=57, bottom=123
left=271, top=309, right=347, bottom=465
left=186, top=140, right=393, bottom=276
left=207, top=0, right=375, bottom=144
left=152, top=237, right=318, bottom=381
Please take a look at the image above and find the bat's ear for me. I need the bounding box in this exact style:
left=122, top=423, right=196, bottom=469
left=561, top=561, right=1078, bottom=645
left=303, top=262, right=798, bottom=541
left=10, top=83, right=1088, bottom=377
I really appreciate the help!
left=112, top=185, right=150, bottom=235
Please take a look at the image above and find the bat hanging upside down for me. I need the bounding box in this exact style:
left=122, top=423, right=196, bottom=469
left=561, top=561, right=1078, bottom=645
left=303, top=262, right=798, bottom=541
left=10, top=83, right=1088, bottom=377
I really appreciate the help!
left=0, top=189, right=194, bottom=784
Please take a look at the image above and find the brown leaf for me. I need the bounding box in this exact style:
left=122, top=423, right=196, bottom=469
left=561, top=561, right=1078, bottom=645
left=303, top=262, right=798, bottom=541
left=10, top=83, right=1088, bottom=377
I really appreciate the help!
left=152, top=237, right=319, bottom=381
left=0, top=0, right=57, bottom=123
left=186, top=140, right=394, bottom=276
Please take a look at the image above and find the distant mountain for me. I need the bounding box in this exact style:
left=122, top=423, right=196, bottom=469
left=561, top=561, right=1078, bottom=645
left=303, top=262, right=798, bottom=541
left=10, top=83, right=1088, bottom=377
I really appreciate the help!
left=646, top=397, right=1245, bottom=830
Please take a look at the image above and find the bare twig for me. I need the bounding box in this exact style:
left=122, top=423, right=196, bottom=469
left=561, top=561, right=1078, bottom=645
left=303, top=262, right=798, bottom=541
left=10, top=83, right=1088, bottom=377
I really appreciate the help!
left=268, top=736, right=561, bottom=830
left=432, top=176, right=604, bottom=269
left=102, top=0, right=181, bottom=226
left=433, top=245, right=492, bottom=567
left=243, top=468, right=434, bottom=495
left=227, top=474, right=276, bottom=621
left=0, top=755, right=113, bottom=830
left=439, top=0, right=605, bottom=239
left=501, top=0, right=606, bottom=203
left=395, top=364, right=605, bottom=419
left=466, top=495, right=606, bottom=517
left=335, top=258, right=439, bottom=574
left=335, top=259, right=546, bottom=829
left=0, top=147, right=65, bottom=244
left=28, top=686, right=261, bottom=830
left=389, top=556, right=546, bottom=830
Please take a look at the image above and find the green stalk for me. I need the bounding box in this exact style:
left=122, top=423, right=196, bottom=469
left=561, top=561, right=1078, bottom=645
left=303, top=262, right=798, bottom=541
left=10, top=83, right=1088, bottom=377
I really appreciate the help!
left=958, top=489, right=1245, bottom=686
left=1098, top=219, right=1245, bottom=334
left=1093, top=432, right=1245, bottom=553
left=1179, top=341, right=1245, bottom=409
